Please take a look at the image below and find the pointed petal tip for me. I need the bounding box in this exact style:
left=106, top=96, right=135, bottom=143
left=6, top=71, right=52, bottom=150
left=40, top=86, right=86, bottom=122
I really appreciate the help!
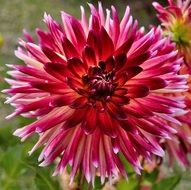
left=152, top=2, right=158, bottom=7
left=6, top=112, right=17, bottom=120
left=52, top=170, right=58, bottom=176
left=13, top=128, right=23, bottom=136
left=39, top=161, right=48, bottom=167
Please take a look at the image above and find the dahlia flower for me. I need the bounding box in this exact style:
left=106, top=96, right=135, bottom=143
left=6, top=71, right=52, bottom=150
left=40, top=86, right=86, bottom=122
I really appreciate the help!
left=153, top=0, right=191, bottom=66
left=4, top=3, right=188, bottom=184
left=153, top=0, right=191, bottom=167
left=163, top=65, right=191, bottom=167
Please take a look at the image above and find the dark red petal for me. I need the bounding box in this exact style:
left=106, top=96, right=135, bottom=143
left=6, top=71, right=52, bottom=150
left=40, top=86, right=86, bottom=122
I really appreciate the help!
left=62, top=37, right=80, bottom=59
left=115, top=54, right=127, bottom=71
left=67, top=77, right=83, bottom=93
left=82, top=46, right=97, bottom=66
left=118, top=119, right=138, bottom=133
left=126, top=66, right=143, bottom=79
left=41, top=46, right=66, bottom=64
left=44, top=62, right=70, bottom=81
left=125, top=52, right=151, bottom=67
left=50, top=93, right=75, bottom=107
left=117, top=66, right=143, bottom=81
left=70, top=96, right=87, bottom=109
left=128, top=77, right=168, bottom=90
left=126, top=85, right=149, bottom=98
left=67, top=57, right=86, bottom=78
left=105, top=57, right=115, bottom=72
left=81, top=107, right=97, bottom=134
left=100, top=27, right=114, bottom=60
left=114, top=37, right=134, bottom=55
left=63, top=109, right=86, bottom=129
left=112, top=95, right=130, bottom=106
left=30, top=81, right=68, bottom=94
left=116, top=72, right=129, bottom=86
left=98, top=112, right=118, bottom=138
left=36, top=29, right=58, bottom=51
left=124, top=100, right=154, bottom=118
left=87, top=30, right=101, bottom=59
left=95, top=101, right=106, bottom=112
left=114, top=88, right=128, bottom=96
left=107, top=102, right=127, bottom=120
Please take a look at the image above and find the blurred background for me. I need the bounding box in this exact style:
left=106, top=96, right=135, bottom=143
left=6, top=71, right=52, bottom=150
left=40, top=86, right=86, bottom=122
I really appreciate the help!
left=0, top=0, right=191, bottom=189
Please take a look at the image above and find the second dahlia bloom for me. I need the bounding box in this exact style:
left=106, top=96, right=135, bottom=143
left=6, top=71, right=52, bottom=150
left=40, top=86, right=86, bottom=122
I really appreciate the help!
left=4, top=4, right=188, bottom=184
left=153, top=0, right=191, bottom=66
left=153, top=0, right=191, bottom=168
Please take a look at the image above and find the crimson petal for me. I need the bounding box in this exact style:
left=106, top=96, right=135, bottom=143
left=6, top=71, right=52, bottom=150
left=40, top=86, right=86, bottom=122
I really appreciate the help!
left=126, top=85, right=149, bottom=98
left=41, top=46, right=66, bottom=64
left=44, top=62, right=70, bottom=81
left=67, top=58, right=87, bottom=78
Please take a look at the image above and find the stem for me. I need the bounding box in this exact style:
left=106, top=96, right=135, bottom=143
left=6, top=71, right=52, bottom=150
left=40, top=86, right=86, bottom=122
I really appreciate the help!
left=137, top=174, right=144, bottom=190
left=88, top=184, right=93, bottom=190
left=137, top=158, right=145, bottom=190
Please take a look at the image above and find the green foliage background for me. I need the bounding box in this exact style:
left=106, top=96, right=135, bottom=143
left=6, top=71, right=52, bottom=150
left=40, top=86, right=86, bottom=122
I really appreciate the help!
left=0, top=0, right=191, bottom=189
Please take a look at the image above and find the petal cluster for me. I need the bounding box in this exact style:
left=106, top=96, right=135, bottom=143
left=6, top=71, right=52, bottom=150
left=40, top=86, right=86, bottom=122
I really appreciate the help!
left=4, top=3, right=188, bottom=183
left=153, top=0, right=191, bottom=66
left=163, top=65, right=191, bottom=167
left=154, top=0, right=191, bottom=167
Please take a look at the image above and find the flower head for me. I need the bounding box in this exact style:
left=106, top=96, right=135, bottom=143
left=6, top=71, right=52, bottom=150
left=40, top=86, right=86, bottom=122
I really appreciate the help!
left=162, top=65, right=191, bottom=168
left=153, top=0, right=191, bottom=167
left=4, top=3, right=188, bottom=184
left=153, top=0, right=191, bottom=66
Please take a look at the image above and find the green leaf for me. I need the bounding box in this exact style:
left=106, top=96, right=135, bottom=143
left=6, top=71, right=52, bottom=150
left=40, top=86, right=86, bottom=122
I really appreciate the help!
left=152, top=175, right=181, bottom=190
left=144, top=169, right=159, bottom=184
left=35, top=168, right=60, bottom=190
left=116, top=178, right=138, bottom=190
left=93, top=176, right=103, bottom=190
left=0, top=145, right=24, bottom=190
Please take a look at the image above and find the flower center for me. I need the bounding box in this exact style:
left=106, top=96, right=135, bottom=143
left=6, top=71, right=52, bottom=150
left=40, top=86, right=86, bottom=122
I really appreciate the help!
left=82, top=63, right=117, bottom=101
left=170, top=19, right=191, bottom=46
